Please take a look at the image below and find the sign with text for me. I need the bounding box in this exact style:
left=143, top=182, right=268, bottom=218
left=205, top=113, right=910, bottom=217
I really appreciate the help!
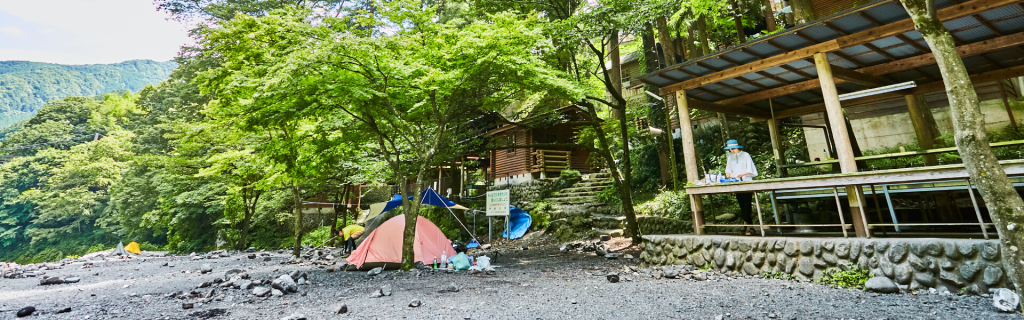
left=486, top=190, right=510, bottom=216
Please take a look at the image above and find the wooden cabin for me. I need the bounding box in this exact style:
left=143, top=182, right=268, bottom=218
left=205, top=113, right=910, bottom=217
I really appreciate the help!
left=485, top=106, right=598, bottom=185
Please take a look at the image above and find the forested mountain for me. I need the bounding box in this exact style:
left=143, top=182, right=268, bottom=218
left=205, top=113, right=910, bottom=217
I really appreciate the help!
left=0, top=60, right=177, bottom=129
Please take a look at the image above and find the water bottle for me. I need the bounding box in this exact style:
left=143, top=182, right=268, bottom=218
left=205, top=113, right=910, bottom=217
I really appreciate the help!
left=433, top=257, right=438, bottom=269
left=441, top=252, right=447, bottom=269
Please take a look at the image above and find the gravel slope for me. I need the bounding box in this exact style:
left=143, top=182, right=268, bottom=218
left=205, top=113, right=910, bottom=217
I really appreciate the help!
left=0, top=237, right=1021, bottom=320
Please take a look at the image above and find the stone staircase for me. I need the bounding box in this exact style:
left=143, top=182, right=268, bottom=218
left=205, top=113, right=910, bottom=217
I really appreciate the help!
left=545, top=172, right=627, bottom=238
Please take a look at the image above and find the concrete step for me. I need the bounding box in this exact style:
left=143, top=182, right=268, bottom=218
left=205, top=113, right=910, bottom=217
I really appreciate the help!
left=592, top=215, right=626, bottom=221
left=594, top=229, right=624, bottom=237
left=549, top=191, right=600, bottom=198
left=548, top=196, right=601, bottom=204
left=559, top=186, right=606, bottom=193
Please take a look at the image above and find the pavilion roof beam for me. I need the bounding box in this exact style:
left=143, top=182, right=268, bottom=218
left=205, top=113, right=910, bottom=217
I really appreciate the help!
left=714, top=31, right=1024, bottom=106
left=851, top=12, right=942, bottom=83
left=773, top=63, right=1024, bottom=118
left=686, top=96, right=772, bottom=119
left=753, top=43, right=817, bottom=79
left=655, top=0, right=1021, bottom=96
left=673, top=68, right=752, bottom=96
left=711, top=55, right=816, bottom=105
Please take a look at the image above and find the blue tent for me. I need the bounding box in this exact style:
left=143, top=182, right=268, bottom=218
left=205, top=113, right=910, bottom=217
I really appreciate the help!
left=502, top=206, right=532, bottom=240
left=380, top=188, right=463, bottom=213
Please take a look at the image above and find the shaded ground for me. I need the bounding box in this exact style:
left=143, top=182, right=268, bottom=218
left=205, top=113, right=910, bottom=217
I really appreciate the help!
left=0, top=234, right=1020, bottom=320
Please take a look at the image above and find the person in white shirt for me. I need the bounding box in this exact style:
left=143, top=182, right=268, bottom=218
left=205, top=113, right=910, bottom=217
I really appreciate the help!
left=724, top=139, right=758, bottom=235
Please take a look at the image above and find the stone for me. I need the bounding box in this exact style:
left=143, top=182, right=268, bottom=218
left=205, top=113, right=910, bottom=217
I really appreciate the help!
left=381, top=284, right=392, bottom=296
left=39, top=276, right=63, bottom=285
left=939, top=271, right=965, bottom=287
left=713, top=248, right=726, bottom=267
left=981, top=242, right=1000, bottom=261
left=16, top=306, right=35, bottom=317
left=736, top=240, right=751, bottom=252
left=712, top=238, right=723, bottom=248
left=280, top=313, right=307, bottom=320
left=910, top=242, right=923, bottom=256
left=943, top=242, right=960, bottom=260
left=983, top=265, right=1004, bottom=286
left=600, top=235, right=611, bottom=241
left=297, top=278, right=305, bottom=285
left=691, top=251, right=707, bottom=267
left=56, top=307, right=71, bottom=314
left=813, top=242, right=822, bottom=257
left=264, top=257, right=272, bottom=262
left=799, top=241, right=813, bottom=255
left=201, top=264, right=213, bottom=274
left=485, top=267, right=496, bottom=275
left=958, top=242, right=978, bottom=258
left=887, top=242, right=908, bottom=263
left=63, top=277, right=80, bottom=283
left=851, top=241, right=862, bottom=260
left=725, top=252, right=736, bottom=268
left=894, top=264, right=913, bottom=285
left=271, top=289, right=284, bottom=297
left=605, top=253, right=619, bottom=259
left=253, top=287, right=271, bottom=297
left=783, top=256, right=796, bottom=274
left=822, top=253, right=837, bottom=266
left=908, top=255, right=928, bottom=272
left=798, top=258, right=814, bottom=276
left=182, top=303, right=194, bottom=310
left=857, top=256, right=870, bottom=271
left=774, top=239, right=786, bottom=251
left=742, top=263, right=759, bottom=276
left=607, top=273, right=620, bottom=283
left=940, top=260, right=954, bottom=271
left=623, top=254, right=634, bottom=259
left=784, top=241, right=798, bottom=256
left=767, top=239, right=777, bottom=251
left=241, top=280, right=254, bottom=290
left=367, top=267, right=383, bottom=277
left=835, top=241, right=850, bottom=258
left=766, top=251, right=777, bottom=266
left=224, top=269, right=243, bottom=279
left=923, top=242, right=942, bottom=257
left=752, top=252, right=765, bottom=267
left=914, top=272, right=935, bottom=287
left=335, top=303, right=349, bottom=314
left=248, top=254, right=257, bottom=259
left=271, top=275, right=297, bottom=293
left=823, top=240, right=834, bottom=251
left=880, top=261, right=895, bottom=278
left=409, top=300, right=422, bottom=308
left=444, top=282, right=460, bottom=292
left=960, top=261, right=982, bottom=281
left=993, top=288, right=1020, bottom=312
left=864, top=276, right=899, bottom=293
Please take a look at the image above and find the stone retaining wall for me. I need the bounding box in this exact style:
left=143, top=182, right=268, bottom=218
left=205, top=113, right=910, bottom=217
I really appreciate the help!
left=641, top=235, right=1009, bottom=293
left=637, top=217, right=692, bottom=235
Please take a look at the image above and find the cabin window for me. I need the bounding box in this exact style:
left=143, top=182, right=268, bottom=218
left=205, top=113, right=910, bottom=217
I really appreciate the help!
left=505, top=134, right=516, bottom=154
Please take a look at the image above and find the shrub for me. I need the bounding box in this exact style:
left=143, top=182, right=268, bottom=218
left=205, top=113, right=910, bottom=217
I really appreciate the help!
left=635, top=190, right=690, bottom=219
left=815, top=265, right=872, bottom=289
left=301, top=226, right=333, bottom=247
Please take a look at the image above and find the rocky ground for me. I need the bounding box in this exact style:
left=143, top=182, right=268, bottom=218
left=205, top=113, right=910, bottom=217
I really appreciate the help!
left=0, top=234, right=1021, bottom=320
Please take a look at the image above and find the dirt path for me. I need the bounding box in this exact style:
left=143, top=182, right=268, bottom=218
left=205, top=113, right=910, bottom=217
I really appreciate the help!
left=0, top=236, right=1020, bottom=320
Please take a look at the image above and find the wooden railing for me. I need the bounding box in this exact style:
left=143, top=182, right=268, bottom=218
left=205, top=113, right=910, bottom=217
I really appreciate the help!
left=532, top=150, right=571, bottom=172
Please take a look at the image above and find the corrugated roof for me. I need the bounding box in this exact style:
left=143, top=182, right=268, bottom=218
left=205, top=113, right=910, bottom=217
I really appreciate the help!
left=637, top=0, right=1024, bottom=117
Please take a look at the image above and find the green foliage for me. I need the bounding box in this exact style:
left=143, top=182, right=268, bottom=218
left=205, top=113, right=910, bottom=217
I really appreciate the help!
left=815, top=265, right=872, bottom=289
left=301, top=226, right=333, bottom=247
left=635, top=190, right=690, bottom=219
left=530, top=201, right=554, bottom=230
left=700, top=261, right=714, bottom=271
left=0, top=60, right=176, bottom=128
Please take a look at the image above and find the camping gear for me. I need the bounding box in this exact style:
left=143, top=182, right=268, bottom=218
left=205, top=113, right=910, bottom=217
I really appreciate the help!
left=346, top=214, right=457, bottom=269
left=377, top=188, right=482, bottom=246
left=450, top=252, right=471, bottom=270
left=501, top=206, right=532, bottom=240
left=466, top=239, right=479, bottom=249
left=111, top=242, right=130, bottom=255
left=719, top=177, right=740, bottom=183
left=477, top=255, right=490, bottom=268
left=124, top=242, right=141, bottom=254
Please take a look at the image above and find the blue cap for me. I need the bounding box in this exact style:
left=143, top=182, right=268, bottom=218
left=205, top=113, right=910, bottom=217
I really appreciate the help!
left=723, top=139, right=743, bottom=150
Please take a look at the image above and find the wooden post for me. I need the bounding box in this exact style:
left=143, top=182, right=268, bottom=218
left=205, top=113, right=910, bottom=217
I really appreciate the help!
left=814, top=52, right=869, bottom=237
left=676, top=90, right=704, bottom=235
left=767, top=117, right=786, bottom=178
left=905, top=94, right=940, bottom=166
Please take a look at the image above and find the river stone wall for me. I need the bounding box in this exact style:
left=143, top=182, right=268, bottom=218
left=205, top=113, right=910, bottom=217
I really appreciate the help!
left=641, top=235, right=1009, bottom=293
left=637, top=217, right=692, bottom=235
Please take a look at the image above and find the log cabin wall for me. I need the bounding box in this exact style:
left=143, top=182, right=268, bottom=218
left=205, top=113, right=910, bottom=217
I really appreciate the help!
left=492, top=128, right=533, bottom=184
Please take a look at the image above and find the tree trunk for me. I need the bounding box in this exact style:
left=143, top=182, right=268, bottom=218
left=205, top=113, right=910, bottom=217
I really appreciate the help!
left=763, top=0, right=778, bottom=32
left=291, top=183, right=303, bottom=257
left=656, top=16, right=677, bottom=66
left=582, top=101, right=641, bottom=244
left=608, top=29, right=624, bottom=120
left=791, top=0, right=815, bottom=24
left=697, top=16, right=713, bottom=55
left=732, top=0, right=747, bottom=44
left=686, top=27, right=699, bottom=59
left=901, top=0, right=1024, bottom=297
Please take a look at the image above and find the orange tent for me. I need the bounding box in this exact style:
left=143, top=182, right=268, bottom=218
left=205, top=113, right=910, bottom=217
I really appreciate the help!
left=346, top=214, right=456, bottom=269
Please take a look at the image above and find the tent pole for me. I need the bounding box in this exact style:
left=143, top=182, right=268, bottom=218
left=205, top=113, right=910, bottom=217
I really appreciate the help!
left=430, top=187, right=480, bottom=244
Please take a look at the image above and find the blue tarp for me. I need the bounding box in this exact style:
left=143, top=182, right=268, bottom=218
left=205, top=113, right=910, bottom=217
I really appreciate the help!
left=502, top=206, right=532, bottom=240
left=380, top=188, right=459, bottom=213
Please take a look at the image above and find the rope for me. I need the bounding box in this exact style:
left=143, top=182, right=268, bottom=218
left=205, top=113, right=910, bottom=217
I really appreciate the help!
left=427, top=187, right=482, bottom=245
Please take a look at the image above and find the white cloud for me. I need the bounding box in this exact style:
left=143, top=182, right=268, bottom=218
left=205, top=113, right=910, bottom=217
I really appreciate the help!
left=0, top=1, right=193, bottom=64
left=0, top=26, right=24, bottom=37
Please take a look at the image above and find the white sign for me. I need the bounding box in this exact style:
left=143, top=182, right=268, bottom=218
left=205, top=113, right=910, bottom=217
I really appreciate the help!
left=486, top=190, right=510, bottom=217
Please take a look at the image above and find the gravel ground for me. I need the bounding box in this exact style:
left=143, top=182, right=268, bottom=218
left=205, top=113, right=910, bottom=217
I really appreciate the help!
left=1, top=235, right=1021, bottom=320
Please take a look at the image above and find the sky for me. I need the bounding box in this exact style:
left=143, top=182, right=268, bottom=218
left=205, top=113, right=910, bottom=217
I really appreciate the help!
left=0, top=1, right=193, bottom=65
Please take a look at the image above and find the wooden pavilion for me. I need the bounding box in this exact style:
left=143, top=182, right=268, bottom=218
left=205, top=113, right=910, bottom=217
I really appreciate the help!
left=637, top=0, right=1024, bottom=239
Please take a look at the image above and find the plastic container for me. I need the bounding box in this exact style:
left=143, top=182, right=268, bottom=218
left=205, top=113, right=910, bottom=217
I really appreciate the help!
left=440, top=252, right=447, bottom=269
left=477, top=255, right=490, bottom=268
